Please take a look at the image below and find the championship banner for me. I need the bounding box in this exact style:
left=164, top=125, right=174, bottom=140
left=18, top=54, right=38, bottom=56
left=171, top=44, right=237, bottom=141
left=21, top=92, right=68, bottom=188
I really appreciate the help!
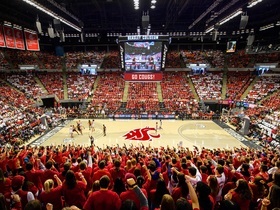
left=24, top=30, right=40, bottom=51
left=0, top=25, right=6, bottom=47
left=124, top=72, right=163, bottom=81
left=3, top=25, right=15, bottom=48
left=14, top=28, right=25, bottom=50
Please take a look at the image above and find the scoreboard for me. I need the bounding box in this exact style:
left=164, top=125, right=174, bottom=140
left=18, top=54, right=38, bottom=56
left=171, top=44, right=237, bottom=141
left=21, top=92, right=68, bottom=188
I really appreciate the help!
left=117, top=35, right=170, bottom=81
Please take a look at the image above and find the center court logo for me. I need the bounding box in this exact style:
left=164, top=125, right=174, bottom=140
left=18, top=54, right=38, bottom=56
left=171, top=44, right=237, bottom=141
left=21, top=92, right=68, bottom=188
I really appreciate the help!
left=123, top=127, right=160, bottom=141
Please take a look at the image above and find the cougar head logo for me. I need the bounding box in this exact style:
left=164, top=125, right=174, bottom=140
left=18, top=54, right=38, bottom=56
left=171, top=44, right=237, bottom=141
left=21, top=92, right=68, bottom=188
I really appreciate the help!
left=123, top=127, right=160, bottom=141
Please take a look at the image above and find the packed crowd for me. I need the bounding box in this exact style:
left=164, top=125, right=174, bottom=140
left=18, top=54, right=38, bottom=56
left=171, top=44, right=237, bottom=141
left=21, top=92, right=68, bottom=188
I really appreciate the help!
left=190, top=73, right=223, bottom=100
left=5, top=73, right=46, bottom=101
left=66, top=72, right=95, bottom=101
left=225, top=71, right=254, bottom=100
left=35, top=52, right=63, bottom=70
left=0, top=50, right=10, bottom=70
left=161, top=72, right=196, bottom=112
left=245, top=75, right=280, bottom=104
left=37, top=72, right=64, bottom=100
left=180, top=50, right=225, bottom=68
left=65, top=51, right=106, bottom=69
left=89, top=72, right=125, bottom=115
left=0, top=143, right=279, bottom=210
left=228, top=50, right=254, bottom=68
left=101, top=51, right=120, bottom=69
left=166, top=51, right=182, bottom=68
left=0, top=79, right=63, bottom=145
left=127, top=82, right=160, bottom=112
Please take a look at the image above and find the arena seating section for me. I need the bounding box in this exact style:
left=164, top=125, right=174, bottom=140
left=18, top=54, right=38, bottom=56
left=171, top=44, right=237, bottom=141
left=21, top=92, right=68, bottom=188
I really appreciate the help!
left=127, top=82, right=160, bottom=112
left=0, top=49, right=278, bottom=155
left=0, top=48, right=280, bottom=210
left=190, top=72, right=223, bottom=100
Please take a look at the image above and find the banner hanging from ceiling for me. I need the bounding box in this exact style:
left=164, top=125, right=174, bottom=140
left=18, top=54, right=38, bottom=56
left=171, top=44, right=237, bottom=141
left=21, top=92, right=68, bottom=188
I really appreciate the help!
left=0, top=25, right=6, bottom=48
left=3, top=25, right=15, bottom=49
left=24, top=29, right=40, bottom=51
left=14, top=27, right=25, bottom=50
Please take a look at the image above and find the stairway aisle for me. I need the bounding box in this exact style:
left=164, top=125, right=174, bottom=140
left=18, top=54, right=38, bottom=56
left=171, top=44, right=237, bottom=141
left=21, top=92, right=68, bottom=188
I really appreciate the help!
left=63, top=72, right=68, bottom=99
left=156, top=82, right=163, bottom=102
left=241, top=76, right=259, bottom=100
left=87, top=76, right=100, bottom=102
left=184, top=74, right=199, bottom=101
left=122, top=82, right=130, bottom=102
left=33, top=76, right=48, bottom=94
left=221, top=71, right=228, bottom=99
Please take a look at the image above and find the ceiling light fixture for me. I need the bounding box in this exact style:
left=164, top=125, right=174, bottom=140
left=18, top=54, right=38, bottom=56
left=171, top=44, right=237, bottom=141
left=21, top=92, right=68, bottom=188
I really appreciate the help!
left=259, top=23, right=274, bottom=31
left=22, top=0, right=81, bottom=32
left=205, top=26, right=214, bottom=33
left=188, top=0, right=223, bottom=30
left=219, top=9, right=242, bottom=25
left=247, top=0, right=264, bottom=8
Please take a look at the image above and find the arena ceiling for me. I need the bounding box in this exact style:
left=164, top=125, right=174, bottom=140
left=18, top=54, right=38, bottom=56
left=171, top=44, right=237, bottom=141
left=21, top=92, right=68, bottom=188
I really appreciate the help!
left=0, top=0, right=280, bottom=42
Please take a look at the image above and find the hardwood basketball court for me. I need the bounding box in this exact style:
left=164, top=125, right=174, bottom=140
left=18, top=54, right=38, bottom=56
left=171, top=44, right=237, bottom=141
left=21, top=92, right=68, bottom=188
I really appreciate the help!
left=38, top=119, right=246, bottom=150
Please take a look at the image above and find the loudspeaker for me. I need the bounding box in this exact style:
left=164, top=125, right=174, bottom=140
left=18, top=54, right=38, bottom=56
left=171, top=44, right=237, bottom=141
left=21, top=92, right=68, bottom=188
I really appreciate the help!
left=212, top=30, right=218, bottom=41
left=53, top=19, right=62, bottom=31
left=247, top=34, right=255, bottom=46
left=240, top=15, right=249, bottom=29
left=48, top=26, right=55, bottom=38
left=36, top=20, right=42, bottom=34
left=142, top=12, right=150, bottom=29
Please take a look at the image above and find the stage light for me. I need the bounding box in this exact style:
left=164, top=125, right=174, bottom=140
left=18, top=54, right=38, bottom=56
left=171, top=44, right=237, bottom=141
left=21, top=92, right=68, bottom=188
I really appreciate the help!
left=151, top=5, right=155, bottom=9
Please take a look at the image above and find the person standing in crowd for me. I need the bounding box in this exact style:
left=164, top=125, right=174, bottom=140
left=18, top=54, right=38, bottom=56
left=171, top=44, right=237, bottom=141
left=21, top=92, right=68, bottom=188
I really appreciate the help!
left=61, top=170, right=87, bottom=209
left=83, top=175, right=121, bottom=210
left=39, top=175, right=63, bottom=210
left=224, top=179, right=253, bottom=210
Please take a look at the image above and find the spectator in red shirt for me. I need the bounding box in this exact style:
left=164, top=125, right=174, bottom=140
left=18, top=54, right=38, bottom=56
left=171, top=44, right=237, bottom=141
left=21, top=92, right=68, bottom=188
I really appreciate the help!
left=5, top=175, right=35, bottom=209
left=62, top=170, right=87, bottom=209
left=150, top=179, right=170, bottom=210
left=120, top=173, right=148, bottom=210
left=25, top=162, right=44, bottom=191
left=224, top=179, right=253, bottom=210
left=41, top=161, right=59, bottom=186
left=171, top=173, right=189, bottom=202
left=39, top=175, right=63, bottom=210
left=83, top=175, right=121, bottom=210
left=110, top=159, right=126, bottom=182
left=0, top=168, right=11, bottom=195
left=92, top=160, right=112, bottom=185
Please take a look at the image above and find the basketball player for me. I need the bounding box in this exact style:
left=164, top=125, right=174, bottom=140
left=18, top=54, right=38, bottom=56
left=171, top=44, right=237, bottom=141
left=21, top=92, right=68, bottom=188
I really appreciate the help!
left=91, top=119, right=95, bottom=133
left=103, top=124, right=106, bottom=136
left=69, top=125, right=74, bottom=138
left=88, top=120, right=92, bottom=131
left=77, top=120, right=83, bottom=135
left=72, top=125, right=80, bottom=135
left=155, top=122, right=158, bottom=134
left=159, top=119, right=163, bottom=129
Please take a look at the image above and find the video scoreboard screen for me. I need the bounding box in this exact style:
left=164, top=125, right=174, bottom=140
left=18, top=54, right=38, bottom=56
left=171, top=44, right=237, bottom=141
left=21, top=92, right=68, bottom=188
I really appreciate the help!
left=118, top=35, right=170, bottom=72
left=124, top=41, right=162, bottom=71
left=79, top=64, right=97, bottom=75
left=118, top=35, right=170, bottom=81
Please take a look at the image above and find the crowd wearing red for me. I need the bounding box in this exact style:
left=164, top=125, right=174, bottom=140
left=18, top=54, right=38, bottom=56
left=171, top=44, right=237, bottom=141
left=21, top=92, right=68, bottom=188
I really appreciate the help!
left=0, top=143, right=279, bottom=210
